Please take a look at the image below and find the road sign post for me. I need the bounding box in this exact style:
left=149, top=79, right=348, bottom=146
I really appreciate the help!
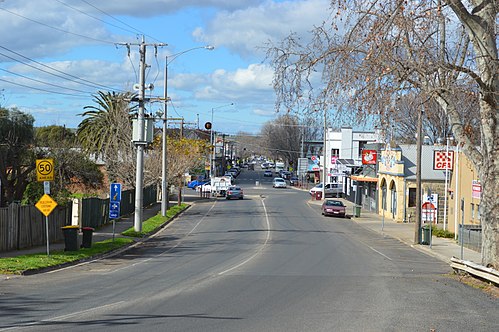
left=109, top=183, right=122, bottom=241
left=35, top=194, right=58, bottom=256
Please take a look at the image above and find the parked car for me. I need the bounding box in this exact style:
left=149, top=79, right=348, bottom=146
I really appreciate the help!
left=226, top=186, right=244, bottom=200
left=321, top=199, right=346, bottom=217
left=272, top=177, right=287, bottom=188
left=289, top=177, right=299, bottom=186
left=281, top=171, right=292, bottom=179
left=309, top=183, right=343, bottom=197
left=187, top=179, right=209, bottom=189
left=263, top=170, right=273, bottom=177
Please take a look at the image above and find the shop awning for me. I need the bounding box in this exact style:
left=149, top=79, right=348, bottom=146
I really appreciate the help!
left=350, top=175, right=378, bottom=183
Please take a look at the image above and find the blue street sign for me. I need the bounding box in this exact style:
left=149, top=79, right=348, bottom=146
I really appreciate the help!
left=109, top=202, right=120, bottom=219
left=110, top=183, right=122, bottom=203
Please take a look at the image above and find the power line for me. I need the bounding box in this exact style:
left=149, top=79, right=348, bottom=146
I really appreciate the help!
left=0, top=7, right=116, bottom=45
left=55, top=0, right=140, bottom=36
left=0, top=67, right=94, bottom=94
left=79, top=0, right=165, bottom=44
left=0, top=46, right=121, bottom=92
left=0, top=77, right=90, bottom=97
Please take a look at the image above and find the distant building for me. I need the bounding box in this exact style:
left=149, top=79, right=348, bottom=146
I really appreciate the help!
left=324, top=127, right=380, bottom=192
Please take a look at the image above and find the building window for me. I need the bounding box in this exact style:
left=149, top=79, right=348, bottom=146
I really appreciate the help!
left=358, top=141, right=368, bottom=156
left=331, top=148, right=339, bottom=157
left=408, top=188, right=417, bottom=207
left=477, top=205, right=480, bottom=220
left=471, top=203, right=475, bottom=219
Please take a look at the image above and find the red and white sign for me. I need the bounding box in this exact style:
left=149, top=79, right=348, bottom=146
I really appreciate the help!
left=331, top=156, right=338, bottom=164
left=361, top=150, right=377, bottom=165
left=422, top=201, right=437, bottom=223
left=472, top=180, right=482, bottom=199
left=433, top=150, right=454, bottom=170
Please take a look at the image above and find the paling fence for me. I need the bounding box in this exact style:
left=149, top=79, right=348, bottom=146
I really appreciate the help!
left=0, top=203, right=71, bottom=252
left=0, top=184, right=158, bottom=253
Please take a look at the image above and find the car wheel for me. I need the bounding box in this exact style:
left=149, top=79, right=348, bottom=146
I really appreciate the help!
left=239, top=196, right=243, bottom=200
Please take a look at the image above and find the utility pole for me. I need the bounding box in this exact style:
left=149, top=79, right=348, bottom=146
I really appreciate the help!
left=134, top=38, right=147, bottom=233
left=120, top=37, right=166, bottom=232
left=414, top=104, right=423, bottom=244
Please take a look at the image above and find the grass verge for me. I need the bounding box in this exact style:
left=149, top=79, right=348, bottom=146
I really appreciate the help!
left=0, top=203, right=189, bottom=275
left=0, top=238, right=134, bottom=275
left=122, top=203, right=188, bottom=237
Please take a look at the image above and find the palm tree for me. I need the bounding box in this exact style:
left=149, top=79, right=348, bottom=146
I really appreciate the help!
left=77, top=91, right=136, bottom=157
left=77, top=91, right=137, bottom=186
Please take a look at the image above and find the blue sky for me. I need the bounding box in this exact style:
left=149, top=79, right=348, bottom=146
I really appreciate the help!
left=0, top=0, right=331, bottom=134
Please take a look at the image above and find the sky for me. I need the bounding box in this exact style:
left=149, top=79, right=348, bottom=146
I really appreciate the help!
left=0, top=0, right=332, bottom=135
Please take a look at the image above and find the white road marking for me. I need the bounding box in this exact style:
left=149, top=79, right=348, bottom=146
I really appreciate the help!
left=218, top=198, right=271, bottom=275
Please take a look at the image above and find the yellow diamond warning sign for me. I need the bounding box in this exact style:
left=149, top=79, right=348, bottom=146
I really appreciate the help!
left=35, top=194, right=58, bottom=217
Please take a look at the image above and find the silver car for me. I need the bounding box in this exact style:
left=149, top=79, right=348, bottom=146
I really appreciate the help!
left=272, top=177, right=287, bottom=188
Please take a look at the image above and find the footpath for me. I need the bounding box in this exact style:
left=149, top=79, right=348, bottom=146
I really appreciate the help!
left=0, top=194, right=204, bottom=259
left=307, top=195, right=482, bottom=265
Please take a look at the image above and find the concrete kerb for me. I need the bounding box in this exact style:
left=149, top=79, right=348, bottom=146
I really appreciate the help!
left=1, top=201, right=195, bottom=276
left=303, top=191, right=482, bottom=266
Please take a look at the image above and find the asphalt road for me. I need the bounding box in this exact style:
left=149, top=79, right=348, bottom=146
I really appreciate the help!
left=1, top=168, right=498, bottom=331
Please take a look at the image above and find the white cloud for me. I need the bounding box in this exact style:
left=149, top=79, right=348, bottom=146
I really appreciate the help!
left=253, top=108, right=275, bottom=117
left=195, top=63, right=274, bottom=102
left=193, top=0, right=330, bottom=57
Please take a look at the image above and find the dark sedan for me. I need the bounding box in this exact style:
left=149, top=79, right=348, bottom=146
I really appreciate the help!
left=321, top=199, right=346, bottom=217
left=226, top=186, right=244, bottom=200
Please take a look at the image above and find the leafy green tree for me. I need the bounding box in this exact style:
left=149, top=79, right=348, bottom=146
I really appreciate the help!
left=35, top=125, right=76, bottom=147
left=0, top=107, right=37, bottom=206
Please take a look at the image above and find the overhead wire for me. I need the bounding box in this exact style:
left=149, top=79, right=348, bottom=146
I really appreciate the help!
left=0, top=7, right=116, bottom=45
left=55, top=0, right=140, bottom=36
left=0, top=68, right=94, bottom=94
left=0, top=46, right=122, bottom=92
left=0, top=77, right=90, bottom=97
left=78, top=0, right=165, bottom=44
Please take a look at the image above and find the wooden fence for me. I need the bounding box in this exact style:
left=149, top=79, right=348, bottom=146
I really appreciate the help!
left=0, top=184, right=158, bottom=253
left=0, top=203, right=72, bottom=252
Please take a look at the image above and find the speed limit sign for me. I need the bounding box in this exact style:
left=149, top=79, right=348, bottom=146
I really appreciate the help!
left=36, top=159, right=54, bottom=182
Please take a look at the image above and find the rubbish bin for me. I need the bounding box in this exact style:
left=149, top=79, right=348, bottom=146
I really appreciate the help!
left=81, top=227, right=95, bottom=248
left=422, top=225, right=431, bottom=245
left=61, top=225, right=80, bottom=251
left=353, top=205, right=361, bottom=217
left=315, top=191, right=322, bottom=200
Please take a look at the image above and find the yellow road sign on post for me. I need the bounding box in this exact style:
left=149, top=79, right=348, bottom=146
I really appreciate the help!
left=36, top=159, right=54, bottom=182
left=35, top=194, right=58, bottom=217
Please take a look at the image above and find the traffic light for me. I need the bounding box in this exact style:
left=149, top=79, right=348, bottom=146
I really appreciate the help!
left=204, top=122, right=212, bottom=130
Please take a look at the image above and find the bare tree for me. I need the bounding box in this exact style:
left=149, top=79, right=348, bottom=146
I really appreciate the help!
left=146, top=136, right=211, bottom=205
left=267, top=1, right=498, bottom=268
left=261, top=114, right=302, bottom=166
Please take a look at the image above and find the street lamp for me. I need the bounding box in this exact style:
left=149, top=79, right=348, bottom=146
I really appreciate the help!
left=210, top=103, right=234, bottom=179
left=161, top=45, right=214, bottom=216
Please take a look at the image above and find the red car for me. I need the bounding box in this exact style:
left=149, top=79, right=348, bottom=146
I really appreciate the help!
left=321, top=199, right=346, bottom=217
